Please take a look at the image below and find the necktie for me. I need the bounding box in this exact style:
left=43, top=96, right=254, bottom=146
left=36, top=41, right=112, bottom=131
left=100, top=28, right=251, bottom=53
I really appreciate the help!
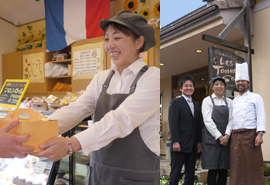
left=188, top=99, right=194, bottom=117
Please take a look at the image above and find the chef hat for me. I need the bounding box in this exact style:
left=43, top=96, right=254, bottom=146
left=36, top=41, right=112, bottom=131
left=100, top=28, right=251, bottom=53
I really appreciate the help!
left=235, top=62, right=249, bottom=81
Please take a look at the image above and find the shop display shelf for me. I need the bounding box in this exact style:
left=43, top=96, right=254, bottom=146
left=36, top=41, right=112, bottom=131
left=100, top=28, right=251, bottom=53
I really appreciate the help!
left=47, top=59, right=71, bottom=64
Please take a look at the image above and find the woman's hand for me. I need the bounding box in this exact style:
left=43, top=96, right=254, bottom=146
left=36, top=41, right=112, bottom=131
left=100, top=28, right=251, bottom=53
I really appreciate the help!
left=219, top=135, right=229, bottom=146
left=218, top=135, right=224, bottom=145
left=32, top=137, right=69, bottom=161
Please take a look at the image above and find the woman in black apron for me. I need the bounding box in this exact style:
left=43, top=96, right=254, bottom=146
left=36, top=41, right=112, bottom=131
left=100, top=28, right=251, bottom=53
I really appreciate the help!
left=201, top=76, right=232, bottom=185
left=33, top=10, right=160, bottom=185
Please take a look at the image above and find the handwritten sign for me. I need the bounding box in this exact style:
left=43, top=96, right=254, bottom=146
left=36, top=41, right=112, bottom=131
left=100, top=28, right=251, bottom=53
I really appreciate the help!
left=72, top=41, right=104, bottom=80
left=73, top=49, right=101, bottom=76
left=0, top=79, right=30, bottom=108
left=33, top=160, right=47, bottom=174
left=208, top=46, right=245, bottom=90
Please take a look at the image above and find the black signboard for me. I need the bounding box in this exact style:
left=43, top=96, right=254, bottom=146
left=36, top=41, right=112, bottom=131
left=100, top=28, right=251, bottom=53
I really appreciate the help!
left=208, top=46, right=245, bottom=90
left=0, top=79, right=30, bottom=108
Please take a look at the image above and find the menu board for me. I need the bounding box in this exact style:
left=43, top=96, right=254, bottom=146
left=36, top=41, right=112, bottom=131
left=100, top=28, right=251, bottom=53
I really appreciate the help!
left=0, top=79, right=30, bottom=108
left=72, top=41, right=104, bottom=80
left=208, top=46, right=245, bottom=90
left=73, top=49, right=101, bottom=76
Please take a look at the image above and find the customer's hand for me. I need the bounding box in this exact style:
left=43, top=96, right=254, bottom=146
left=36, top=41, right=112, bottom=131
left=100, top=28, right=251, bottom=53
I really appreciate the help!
left=0, top=118, right=34, bottom=158
left=32, top=136, right=82, bottom=161
left=255, top=133, right=263, bottom=147
left=172, top=143, right=181, bottom=152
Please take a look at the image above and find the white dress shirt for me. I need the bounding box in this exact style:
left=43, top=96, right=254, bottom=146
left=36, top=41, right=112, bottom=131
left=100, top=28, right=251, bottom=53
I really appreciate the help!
left=228, top=91, right=266, bottom=133
left=182, top=94, right=192, bottom=104
left=49, top=58, right=160, bottom=155
left=201, top=93, right=233, bottom=140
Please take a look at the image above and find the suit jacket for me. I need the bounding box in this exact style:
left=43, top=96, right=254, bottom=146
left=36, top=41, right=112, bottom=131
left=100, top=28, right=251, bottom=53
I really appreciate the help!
left=168, top=96, right=202, bottom=153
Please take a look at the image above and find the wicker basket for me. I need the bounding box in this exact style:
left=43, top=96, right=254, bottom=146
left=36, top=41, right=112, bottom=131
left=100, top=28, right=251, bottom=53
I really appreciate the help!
left=48, top=104, right=64, bottom=112
left=31, top=102, right=47, bottom=111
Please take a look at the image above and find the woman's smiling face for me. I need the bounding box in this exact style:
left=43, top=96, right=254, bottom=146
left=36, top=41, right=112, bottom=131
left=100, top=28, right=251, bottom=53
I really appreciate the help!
left=104, top=24, right=143, bottom=73
left=212, top=80, right=225, bottom=97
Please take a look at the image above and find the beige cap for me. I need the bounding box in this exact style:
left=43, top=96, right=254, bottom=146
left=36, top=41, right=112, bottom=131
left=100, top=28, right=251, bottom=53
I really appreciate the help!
left=99, top=10, right=156, bottom=52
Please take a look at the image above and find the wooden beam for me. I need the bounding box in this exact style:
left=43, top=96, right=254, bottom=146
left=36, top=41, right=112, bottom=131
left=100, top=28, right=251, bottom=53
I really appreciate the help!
left=19, top=18, right=45, bottom=27
left=218, top=7, right=246, bottom=39
left=202, top=34, right=254, bottom=54
left=0, top=17, right=17, bottom=27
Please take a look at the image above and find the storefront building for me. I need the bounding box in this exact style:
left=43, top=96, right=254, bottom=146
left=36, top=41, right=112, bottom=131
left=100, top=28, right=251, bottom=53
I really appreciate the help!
left=160, top=0, right=270, bottom=161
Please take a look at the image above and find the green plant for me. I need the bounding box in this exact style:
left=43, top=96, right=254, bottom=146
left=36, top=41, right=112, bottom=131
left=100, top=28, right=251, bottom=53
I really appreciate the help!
left=264, top=163, right=270, bottom=176
left=159, top=176, right=207, bottom=185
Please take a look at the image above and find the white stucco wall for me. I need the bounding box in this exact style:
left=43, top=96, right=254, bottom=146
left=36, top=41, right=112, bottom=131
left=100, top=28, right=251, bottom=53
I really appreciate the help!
left=234, top=4, right=270, bottom=161
left=252, top=5, right=270, bottom=161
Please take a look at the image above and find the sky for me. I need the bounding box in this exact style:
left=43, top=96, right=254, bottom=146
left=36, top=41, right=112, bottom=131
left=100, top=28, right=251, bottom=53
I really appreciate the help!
left=161, top=0, right=207, bottom=28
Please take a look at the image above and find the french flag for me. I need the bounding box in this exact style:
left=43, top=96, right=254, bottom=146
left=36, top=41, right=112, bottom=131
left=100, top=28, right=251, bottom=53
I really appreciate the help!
left=45, top=0, right=110, bottom=52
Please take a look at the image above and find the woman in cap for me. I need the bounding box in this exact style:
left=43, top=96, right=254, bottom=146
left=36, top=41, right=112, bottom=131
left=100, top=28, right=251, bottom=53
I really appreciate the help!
left=201, top=76, right=232, bottom=185
left=33, top=10, right=160, bottom=184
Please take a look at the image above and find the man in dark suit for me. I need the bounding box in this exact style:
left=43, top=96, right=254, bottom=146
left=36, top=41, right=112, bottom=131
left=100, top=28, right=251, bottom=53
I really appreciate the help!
left=168, top=75, right=202, bottom=185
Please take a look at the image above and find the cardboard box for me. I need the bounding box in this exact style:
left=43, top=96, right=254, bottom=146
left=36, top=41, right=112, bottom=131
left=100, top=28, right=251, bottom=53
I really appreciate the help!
left=0, top=108, right=58, bottom=153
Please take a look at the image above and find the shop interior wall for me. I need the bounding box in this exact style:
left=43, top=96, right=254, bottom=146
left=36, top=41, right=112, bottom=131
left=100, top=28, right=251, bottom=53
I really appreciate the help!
left=0, top=19, right=18, bottom=87
left=232, top=5, right=270, bottom=161
left=160, top=77, right=172, bottom=155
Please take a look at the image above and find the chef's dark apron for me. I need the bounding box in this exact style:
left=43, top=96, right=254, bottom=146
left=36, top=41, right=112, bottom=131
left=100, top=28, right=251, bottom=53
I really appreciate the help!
left=202, top=96, right=230, bottom=169
left=230, top=129, right=264, bottom=185
left=85, top=65, right=160, bottom=185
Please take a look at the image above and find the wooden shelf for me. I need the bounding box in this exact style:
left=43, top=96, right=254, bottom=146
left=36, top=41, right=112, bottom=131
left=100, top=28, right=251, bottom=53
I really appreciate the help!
left=47, top=59, right=71, bottom=63
left=47, top=91, right=71, bottom=94
left=78, top=125, right=88, bottom=128
left=47, top=76, right=71, bottom=78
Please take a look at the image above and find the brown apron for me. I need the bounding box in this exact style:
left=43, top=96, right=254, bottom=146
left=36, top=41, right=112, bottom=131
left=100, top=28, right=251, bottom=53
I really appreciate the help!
left=230, top=129, right=264, bottom=185
left=85, top=66, right=160, bottom=185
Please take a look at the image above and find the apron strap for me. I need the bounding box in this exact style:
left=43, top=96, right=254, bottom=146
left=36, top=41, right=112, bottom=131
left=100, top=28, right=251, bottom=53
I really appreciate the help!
left=209, top=95, right=215, bottom=106
left=224, top=97, right=228, bottom=107
left=129, top=65, right=149, bottom=94
left=101, top=70, right=115, bottom=93
left=210, top=95, right=229, bottom=107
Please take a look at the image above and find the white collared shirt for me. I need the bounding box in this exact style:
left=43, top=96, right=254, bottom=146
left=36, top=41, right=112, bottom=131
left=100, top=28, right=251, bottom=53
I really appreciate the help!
left=49, top=57, right=160, bottom=155
left=182, top=94, right=192, bottom=104
left=201, top=93, right=233, bottom=139
left=229, top=91, right=266, bottom=132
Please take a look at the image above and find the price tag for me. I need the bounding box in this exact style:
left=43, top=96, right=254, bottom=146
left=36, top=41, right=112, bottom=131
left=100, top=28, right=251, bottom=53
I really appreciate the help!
left=33, top=161, right=47, bottom=174
left=0, top=79, right=30, bottom=108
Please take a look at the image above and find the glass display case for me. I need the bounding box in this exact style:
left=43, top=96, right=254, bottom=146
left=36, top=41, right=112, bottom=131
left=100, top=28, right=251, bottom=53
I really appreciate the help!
left=0, top=155, right=58, bottom=185
left=0, top=110, right=91, bottom=185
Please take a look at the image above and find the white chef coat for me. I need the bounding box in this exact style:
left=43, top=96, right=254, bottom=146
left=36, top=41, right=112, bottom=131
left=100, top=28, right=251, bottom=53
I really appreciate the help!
left=201, top=93, right=233, bottom=139
left=229, top=91, right=266, bottom=133
left=49, top=57, right=160, bottom=155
